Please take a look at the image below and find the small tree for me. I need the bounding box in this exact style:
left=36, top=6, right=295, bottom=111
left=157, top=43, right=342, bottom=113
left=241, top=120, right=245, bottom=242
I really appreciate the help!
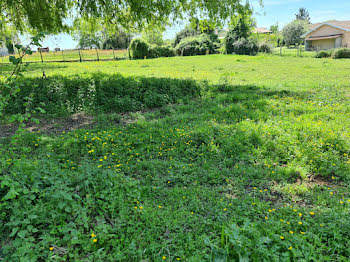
left=295, top=8, right=310, bottom=23
left=173, top=25, right=199, bottom=47
left=282, top=20, right=309, bottom=47
left=270, top=23, right=279, bottom=34
left=142, top=28, right=164, bottom=46
left=224, top=11, right=255, bottom=54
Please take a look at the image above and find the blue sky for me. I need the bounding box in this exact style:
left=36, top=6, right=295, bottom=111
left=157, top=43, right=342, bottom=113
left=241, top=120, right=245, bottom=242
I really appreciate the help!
left=31, top=0, right=350, bottom=50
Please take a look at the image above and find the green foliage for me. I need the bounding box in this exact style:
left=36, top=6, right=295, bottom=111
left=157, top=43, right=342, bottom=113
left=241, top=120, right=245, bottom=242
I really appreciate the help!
left=142, top=28, right=164, bottom=46
left=231, top=37, right=259, bottom=55
left=5, top=39, right=14, bottom=54
left=282, top=20, right=309, bottom=47
left=149, top=45, right=175, bottom=58
left=331, top=48, right=350, bottom=59
left=102, top=28, right=131, bottom=49
left=175, top=34, right=219, bottom=56
left=4, top=73, right=200, bottom=115
left=172, top=25, right=199, bottom=47
left=315, top=50, right=333, bottom=58
left=1, top=54, right=350, bottom=260
left=224, top=12, right=254, bottom=54
left=129, top=38, right=150, bottom=59
left=2, top=0, right=258, bottom=38
left=295, top=7, right=310, bottom=23
left=259, top=42, right=273, bottom=53
left=270, top=23, right=279, bottom=34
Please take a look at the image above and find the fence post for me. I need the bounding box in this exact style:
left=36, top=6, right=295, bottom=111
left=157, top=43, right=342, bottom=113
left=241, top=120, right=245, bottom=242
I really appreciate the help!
left=96, top=48, right=100, bottom=61
left=39, top=50, right=44, bottom=63
left=113, top=49, right=116, bottom=60
left=62, top=50, right=65, bottom=62
left=78, top=49, right=82, bottom=62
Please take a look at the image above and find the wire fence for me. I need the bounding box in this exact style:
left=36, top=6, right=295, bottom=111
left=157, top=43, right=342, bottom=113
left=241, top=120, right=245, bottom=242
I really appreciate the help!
left=0, top=49, right=129, bottom=64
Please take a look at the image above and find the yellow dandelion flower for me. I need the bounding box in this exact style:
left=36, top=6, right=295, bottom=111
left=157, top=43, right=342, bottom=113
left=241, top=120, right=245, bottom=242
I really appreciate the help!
left=93, top=239, right=97, bottom=243
left=289, top=231, right=294, bottom=234
left=91, top=233, right=96, bottom=238
left=330, top=192, right=333, bottom=195
left=300, top=231, right=305, bottom=235
left=280, top=219, right=284, bottom=222
left=49, top=247, right=54, bottom=251
left=309, top=211, right=315, bottom=215
left=280, top=236, right=284, bottom=240
left=288, top=246, right=293, bottom=250
left=298, top=213, right=302, bottom=217
left=298, top=221, right=303, bottom=225
left=320, top=224, right=324, bottom=227
left=265, top=216, right=268, bottom=220
left=140, top=206, right=143, bottom=209
left=224, top=208, right=227, bottom=211
left=268, top=209, right=272, bottom=212
left=162, top=256, right=166, bottom=260
left=287, top=222, right=290, bottom=225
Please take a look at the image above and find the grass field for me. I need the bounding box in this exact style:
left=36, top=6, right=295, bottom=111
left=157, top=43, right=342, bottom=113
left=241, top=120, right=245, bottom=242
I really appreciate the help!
left=0, top=49, right=128, bottom=63
left=1, top=54, right=350, bottom=261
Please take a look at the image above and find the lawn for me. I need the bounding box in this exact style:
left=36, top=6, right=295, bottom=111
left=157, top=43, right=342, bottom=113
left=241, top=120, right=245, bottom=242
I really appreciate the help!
left=0, top=49, right=128, bottom=63
left=0, top=54, right=350, bottom=261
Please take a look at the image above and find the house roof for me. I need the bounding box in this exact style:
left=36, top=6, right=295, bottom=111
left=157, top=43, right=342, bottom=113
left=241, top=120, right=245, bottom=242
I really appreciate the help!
left=253, top=27, right=272, bottom=34
left=301, top=20, right=350, bottom=38
left=305, top=34, right=343, bottom=41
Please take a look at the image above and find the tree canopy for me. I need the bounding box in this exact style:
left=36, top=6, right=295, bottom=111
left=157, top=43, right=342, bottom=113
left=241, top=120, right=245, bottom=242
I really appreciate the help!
left=0, top=0, right=261, bottom=38
left=295, top=8, right=310, bottom=23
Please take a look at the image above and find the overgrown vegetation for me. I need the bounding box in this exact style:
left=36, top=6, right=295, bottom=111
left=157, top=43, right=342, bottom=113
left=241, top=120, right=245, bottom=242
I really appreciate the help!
left=315, top=48, right=350, bottom=59
left=1, top=54, right=350, bottom=261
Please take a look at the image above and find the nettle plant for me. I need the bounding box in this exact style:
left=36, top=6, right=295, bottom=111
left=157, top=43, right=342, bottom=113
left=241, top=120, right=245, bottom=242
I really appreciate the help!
left=0, top=32, right=46, bottom=145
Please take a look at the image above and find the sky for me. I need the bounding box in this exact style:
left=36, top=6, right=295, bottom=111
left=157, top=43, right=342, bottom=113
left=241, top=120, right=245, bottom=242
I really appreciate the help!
left=26, top=0, right=350, bottom=50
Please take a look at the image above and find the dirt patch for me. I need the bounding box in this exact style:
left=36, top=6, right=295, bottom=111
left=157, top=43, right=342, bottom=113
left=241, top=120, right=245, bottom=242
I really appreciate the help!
left=0, top=113, right=95, bottom=137
left=303, top=174, right=333, bottom=188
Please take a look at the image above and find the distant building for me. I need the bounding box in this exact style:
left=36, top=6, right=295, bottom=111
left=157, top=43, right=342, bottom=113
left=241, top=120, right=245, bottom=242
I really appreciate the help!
left=215, top=29, right=228, bottom=39
left=302, top=20, right=350, bottom=50
left=253, top=27, right=272, bottom=34
left=38, top=47, right=50, bottom=52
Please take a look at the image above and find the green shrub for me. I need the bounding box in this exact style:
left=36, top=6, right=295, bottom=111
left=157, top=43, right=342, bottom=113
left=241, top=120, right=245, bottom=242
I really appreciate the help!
left=4, top=73, right=201, bottom=115
left=315, top=50, right=333, bottom=58
left=149, top=45, right=176, bottom=58
left=129, top=38, right=150, bottom=59
left=231, top=38, right=259, bottom=56
left=175, top=34, right=219, bottom=56
left=259, top=42, right=273, bottom=53
left=331, top=48, right=350, bottom=59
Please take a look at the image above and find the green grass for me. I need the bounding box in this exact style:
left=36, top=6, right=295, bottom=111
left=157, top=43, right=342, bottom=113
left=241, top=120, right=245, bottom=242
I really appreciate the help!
left=1, top=54, right=350, bottom=261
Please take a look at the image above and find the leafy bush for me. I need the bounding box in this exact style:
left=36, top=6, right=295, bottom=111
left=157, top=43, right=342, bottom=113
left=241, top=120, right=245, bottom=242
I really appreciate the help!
left=175, top=34, right=219, bottom=56
left=4, top=74, right=201, bottom=115
left=129, top=38, right=150, bottom=59
left=282, top=20, right=309, bottom=47
left=231, top=38, right=259, bottom=55
left=259, top=42, right=273, bottom=53
left=172, top=25, right=199, bottom=47
left=149, top=45, right=175, bottom=58
left=315, top=50, right=333, bottom=58
left=331, top=48, right=350, bottom=59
